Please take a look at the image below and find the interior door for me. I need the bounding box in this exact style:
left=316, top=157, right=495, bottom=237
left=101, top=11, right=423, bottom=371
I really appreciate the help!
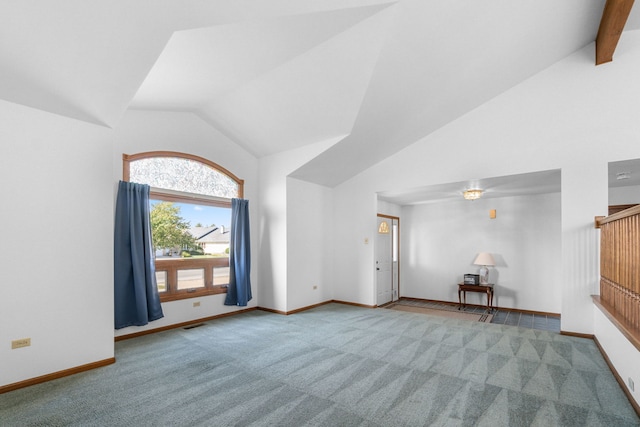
left=391, top=218, right=399, bottom=302
left=376, top=217, right=393, bottom=306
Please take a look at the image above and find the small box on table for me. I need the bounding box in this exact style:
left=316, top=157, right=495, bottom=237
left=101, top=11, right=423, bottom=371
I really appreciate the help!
left=463, top=274, right=480, bottom=285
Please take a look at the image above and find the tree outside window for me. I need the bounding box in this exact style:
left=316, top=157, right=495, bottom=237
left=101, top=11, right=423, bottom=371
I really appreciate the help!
left=150, top=201, right=195, bottom=255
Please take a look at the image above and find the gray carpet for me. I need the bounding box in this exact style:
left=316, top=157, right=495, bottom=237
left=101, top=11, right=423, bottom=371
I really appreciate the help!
left=1, top=303, right=638, bottom=426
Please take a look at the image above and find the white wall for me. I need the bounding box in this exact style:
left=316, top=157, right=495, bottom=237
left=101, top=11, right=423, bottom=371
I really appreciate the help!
left=333, top=179, right=378, bottom=305
left=0, top=100, right=114, bottom=387
left=286, top=177, right=333, bottom=310
left=401, top=193, right=561, bottom=312
left=560, top=161, right=606, bottom=333
left=258, top=139, right=337, bottom=312
left=111, top=110, right=259, bottom=337
left=610, top=185, right=640, bottom=205
left=594, top=306, right=640, bottom=407
left=331, top=32, right=640, bottom=335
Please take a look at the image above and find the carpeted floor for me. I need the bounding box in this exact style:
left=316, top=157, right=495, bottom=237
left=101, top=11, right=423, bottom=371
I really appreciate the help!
left=1, top=303, right=638, bottom=426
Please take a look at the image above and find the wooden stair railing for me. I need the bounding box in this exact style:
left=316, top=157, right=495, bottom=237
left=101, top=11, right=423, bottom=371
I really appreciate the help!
left=595, top=205, right=640, bottom=351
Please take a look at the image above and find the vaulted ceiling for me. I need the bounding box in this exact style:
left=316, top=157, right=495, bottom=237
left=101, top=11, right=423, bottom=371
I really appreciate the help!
left=2, top=1, right=639, bottom=187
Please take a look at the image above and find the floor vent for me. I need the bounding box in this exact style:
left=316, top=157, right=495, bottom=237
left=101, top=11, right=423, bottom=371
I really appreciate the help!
left=183, top=323, right=205, bottom=330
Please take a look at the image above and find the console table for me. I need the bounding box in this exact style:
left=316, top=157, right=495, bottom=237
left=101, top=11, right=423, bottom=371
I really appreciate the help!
left=458, top=283, right=494, bottom=310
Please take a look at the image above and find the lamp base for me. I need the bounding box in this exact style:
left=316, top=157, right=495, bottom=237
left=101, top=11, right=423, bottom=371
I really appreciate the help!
left=479, top=266, right=489, bottom=284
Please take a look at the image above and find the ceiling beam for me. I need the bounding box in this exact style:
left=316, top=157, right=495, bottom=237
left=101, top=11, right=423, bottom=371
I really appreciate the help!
left=596, top=0, right=635, bottom=65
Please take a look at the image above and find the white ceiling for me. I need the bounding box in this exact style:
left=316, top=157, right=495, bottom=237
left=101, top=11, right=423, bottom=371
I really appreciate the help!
left=2, top=0, right=639, bottom=189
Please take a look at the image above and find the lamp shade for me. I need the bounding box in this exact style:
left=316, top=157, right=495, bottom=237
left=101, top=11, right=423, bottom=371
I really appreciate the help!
left=473, top=252, right=495, bottom=266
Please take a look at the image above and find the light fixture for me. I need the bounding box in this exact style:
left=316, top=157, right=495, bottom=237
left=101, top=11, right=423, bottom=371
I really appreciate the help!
left=473, top=252, right=495, bottom=285
left=463, top=189, right=483, bottom=200
left=616, top=171, right=631, bottom=180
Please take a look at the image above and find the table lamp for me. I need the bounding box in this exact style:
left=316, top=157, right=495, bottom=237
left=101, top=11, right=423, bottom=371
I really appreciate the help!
left=473, top=252, right=495, bottom=285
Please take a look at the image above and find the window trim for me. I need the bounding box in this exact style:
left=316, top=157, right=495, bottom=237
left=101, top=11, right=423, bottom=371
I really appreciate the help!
left=150, top=188, right=231, bottom=209
left=123, top=151, right=242, bottom=302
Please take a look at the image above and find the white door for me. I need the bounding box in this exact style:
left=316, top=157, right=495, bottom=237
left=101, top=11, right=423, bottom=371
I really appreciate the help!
left=376, top=217, right=393, bottom=306
left=391, top=218, right=399, bottom=302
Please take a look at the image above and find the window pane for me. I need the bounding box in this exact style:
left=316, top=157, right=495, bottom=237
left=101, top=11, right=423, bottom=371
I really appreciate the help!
left=177, top=268, right=205, bottom=290
left=155, top=271, right=167, bottom=292
left=150, top=200, right=231, bottom=259
left=213, top=266, right=230, bottom=286
left=130, top=157, right=238, bottom=198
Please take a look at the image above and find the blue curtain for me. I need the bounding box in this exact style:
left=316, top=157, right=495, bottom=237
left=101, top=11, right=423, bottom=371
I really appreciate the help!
left=225, top=198, right=252, bottom=306
left=114, top=181, right=164, bottom=329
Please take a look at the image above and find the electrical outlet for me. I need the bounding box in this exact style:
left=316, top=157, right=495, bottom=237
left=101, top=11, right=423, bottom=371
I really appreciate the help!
left=193, top=301, right=201, bottom=307
left=12, top=338, right=31, bottom=349
left=629, top=377, right=635, bottom=392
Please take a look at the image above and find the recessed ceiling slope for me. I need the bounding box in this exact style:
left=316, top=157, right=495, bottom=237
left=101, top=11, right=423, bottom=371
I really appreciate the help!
left=0, top=0, right=391, bottom=127
left=291, top=0, right=604, bottom=187
left=131, top=4, right=394, bottom=112
left=4, top=0, right=635, bottom=187
left=626, top=2, right=640, bottom=28
left=0, top=1, right=175, bottom=127
left=197, top=5, right=396, bottom=157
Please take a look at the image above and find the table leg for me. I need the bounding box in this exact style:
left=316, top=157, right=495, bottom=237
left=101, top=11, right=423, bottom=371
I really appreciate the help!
left=458, top=289, right=462, bottom=310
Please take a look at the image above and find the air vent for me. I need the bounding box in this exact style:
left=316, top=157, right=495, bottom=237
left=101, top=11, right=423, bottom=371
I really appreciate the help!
left=183, top=323, right=205, bottom=330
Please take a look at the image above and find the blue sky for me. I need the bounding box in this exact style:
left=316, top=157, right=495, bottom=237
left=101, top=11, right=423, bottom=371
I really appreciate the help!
left=151, top=200, right=231, bottom=228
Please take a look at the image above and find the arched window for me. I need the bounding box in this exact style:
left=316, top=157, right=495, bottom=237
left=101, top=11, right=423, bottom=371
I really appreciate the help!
left=123, top=151, right=244, bottom=302
left=124, top=151, right=243, bottom=201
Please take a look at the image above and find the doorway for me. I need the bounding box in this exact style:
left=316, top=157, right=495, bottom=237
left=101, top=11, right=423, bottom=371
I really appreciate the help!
left=376, top=214, right=399, bottom=306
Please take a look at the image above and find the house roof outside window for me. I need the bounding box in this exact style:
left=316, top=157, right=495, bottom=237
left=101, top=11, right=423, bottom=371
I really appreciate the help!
left=189, top=226, right=230, bottom=244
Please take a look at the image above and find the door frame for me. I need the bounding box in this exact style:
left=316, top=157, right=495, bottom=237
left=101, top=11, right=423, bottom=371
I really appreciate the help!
left=377, top=213, right=400, bottom=303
